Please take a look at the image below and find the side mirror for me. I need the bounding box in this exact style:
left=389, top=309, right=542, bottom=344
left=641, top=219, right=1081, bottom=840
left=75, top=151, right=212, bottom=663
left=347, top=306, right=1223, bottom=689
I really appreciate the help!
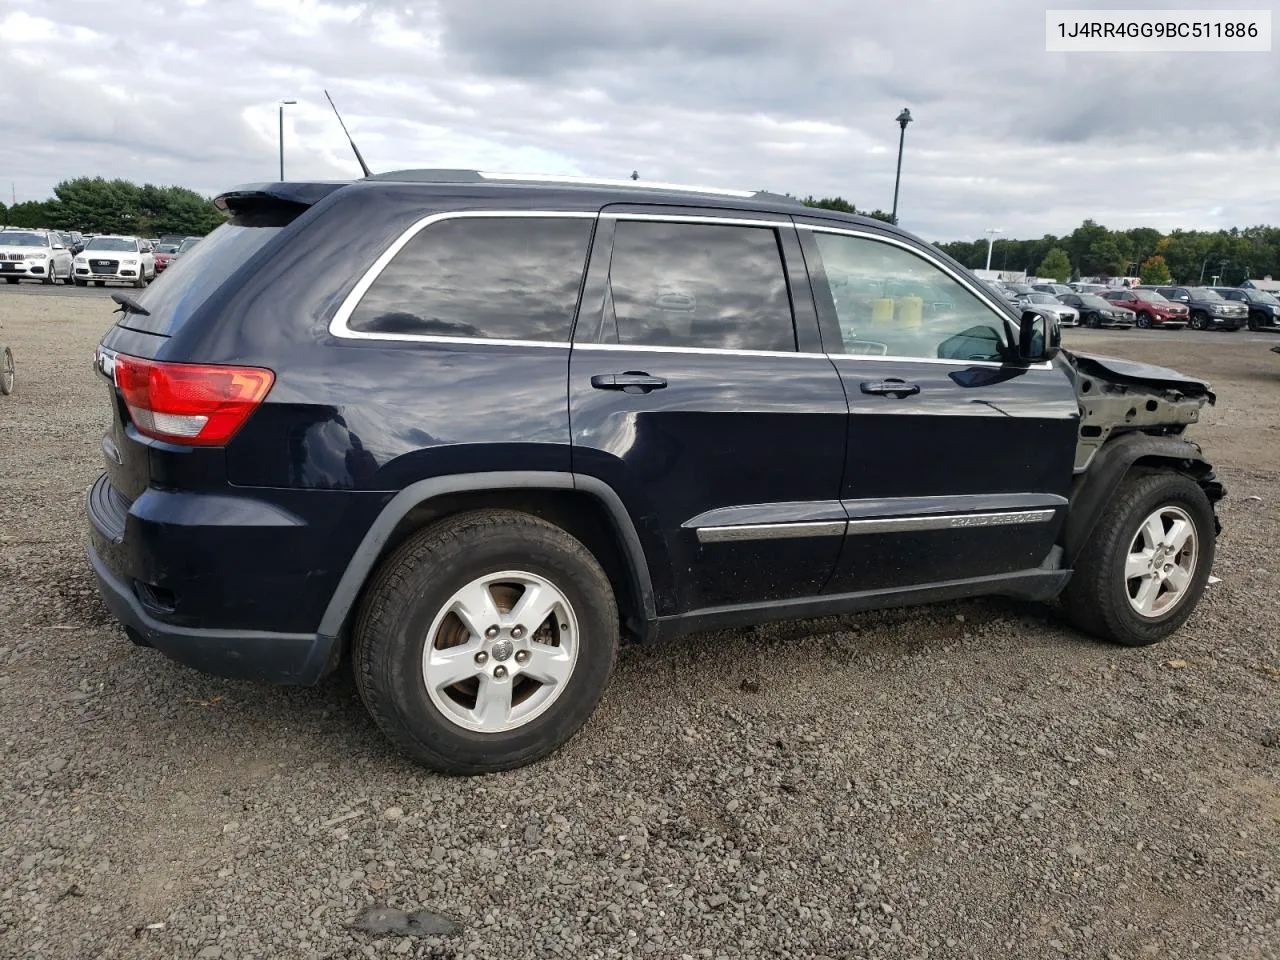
left=1018, top=310, right=1060, bottom=362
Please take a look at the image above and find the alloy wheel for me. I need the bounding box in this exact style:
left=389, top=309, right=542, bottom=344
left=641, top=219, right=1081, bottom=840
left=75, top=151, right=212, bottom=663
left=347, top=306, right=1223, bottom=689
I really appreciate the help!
left=421, top=570, right=579, bottom=733
left=1124, top=505, right=1198, bottom=619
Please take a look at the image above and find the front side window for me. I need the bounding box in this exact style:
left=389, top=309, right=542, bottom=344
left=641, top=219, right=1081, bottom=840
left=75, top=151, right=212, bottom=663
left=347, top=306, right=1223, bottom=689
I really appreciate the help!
left=598, top=220, right=795, bottom=352
left=348, top=216, right=593, bottom=341
left=812, top=232, right=1008, bottom=361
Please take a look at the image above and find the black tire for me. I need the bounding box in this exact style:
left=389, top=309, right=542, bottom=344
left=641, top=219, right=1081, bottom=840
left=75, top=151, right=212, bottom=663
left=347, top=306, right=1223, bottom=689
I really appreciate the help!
left=1062, top=471, right=1215, bottom=647
left=4, top=277, right=17, bottom=285
left=1087, top=313, right=1101, bottom=329
left=62, top=264, right=74, bottom=285
left=41, top=268, right=55, bottom=285
left=0, top=346, right=13, bottom=395
left=1190, top=310, right=1208, bottom=330
left=94, top=281, right=105, bottom=287
left=353, top=509, right=619, bottom=774
left=74, top=278, right=86, bottom=286
left=1136, top=312, right=1152, bottom=329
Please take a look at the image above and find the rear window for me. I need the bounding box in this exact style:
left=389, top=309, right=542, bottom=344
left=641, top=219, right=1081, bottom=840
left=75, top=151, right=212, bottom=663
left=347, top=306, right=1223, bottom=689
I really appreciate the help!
left=119, top=219, right=284, bottom=336
left=346, top=216, right=594, bottom=342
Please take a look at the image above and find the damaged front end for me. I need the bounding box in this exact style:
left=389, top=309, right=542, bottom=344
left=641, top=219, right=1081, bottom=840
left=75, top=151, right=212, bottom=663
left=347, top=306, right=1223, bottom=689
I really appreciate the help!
left=1060, top=350, right=1216, bottom=472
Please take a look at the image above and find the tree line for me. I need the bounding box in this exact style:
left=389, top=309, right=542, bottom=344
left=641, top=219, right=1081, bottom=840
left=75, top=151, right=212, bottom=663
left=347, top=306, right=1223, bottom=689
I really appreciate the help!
left=0, top=177, right=226, bottom=237
left=933, top=219, right=1280, bottom=286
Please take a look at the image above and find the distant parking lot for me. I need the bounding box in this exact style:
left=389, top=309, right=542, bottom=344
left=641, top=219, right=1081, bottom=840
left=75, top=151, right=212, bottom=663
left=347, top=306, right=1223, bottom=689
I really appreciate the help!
left=1, top=293, right=1277, bottom=960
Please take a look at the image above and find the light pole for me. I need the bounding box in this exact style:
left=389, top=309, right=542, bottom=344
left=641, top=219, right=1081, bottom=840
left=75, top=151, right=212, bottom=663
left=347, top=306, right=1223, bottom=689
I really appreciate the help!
left=278, top=99, right=297, bottom=181
left=984, top=228, right=1003, bottom=272
left=890, top=108, right=912, bottom=225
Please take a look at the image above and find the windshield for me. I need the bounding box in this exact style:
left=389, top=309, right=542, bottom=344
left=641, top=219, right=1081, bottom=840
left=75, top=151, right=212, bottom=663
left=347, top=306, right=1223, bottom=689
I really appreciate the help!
left=176, top=238, right=200, bottom=254
left=1188, top=287, right=1222, bottom=300
left=122, top=222, right=283, bottom=335
left=1251, top=290, right=1279, bottom=304
left=85, top=237, right=138, bottom=252
left=0, top=231, right=48, bottom=247
left=1024, top=293, right=1058, bottom=304
left=1139, top=290, right=1169, bottom=302
left=1079, top=295, right=1113, bottom=309
left=157, top=244, right=179, bottom=254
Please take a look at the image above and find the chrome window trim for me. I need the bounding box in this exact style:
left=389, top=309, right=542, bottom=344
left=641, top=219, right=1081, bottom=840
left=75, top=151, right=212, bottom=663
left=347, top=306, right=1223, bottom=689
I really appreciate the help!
left=600, top=212, right=791, bottom=227
left=845, top=509, right=1056, bottom=535
left=696, top=521, right=846, bottom=543
left=329, top=210, right=598, bottom=343
left=574, top=342, right=825, bottom=360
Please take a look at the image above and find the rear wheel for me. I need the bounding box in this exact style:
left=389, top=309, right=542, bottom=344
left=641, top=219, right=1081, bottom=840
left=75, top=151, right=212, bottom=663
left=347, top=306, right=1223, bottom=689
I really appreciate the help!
left=1062, top=471, right=1215, bottom=646
left=0, top=346, right=14, bottom=395
left=353, top=509, right=619, bottom=774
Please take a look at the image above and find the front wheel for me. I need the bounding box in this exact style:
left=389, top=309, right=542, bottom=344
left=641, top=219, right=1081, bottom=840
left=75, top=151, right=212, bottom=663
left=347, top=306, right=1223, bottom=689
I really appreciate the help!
left=1190, top=311, right=1208, bottom=330
left=1136, top=312, right=1153, bottom=329
left=1087, top=313, right=1102, bottom=329
left=353, top=509, right=619, bottom=774
left=4, top=277, right=17, bottom=285
left=1062, top=471, right=1216, bottom=646
left=0, top=346, right=13, bottom=395
left=41, top=269, right=55, bottom=285
left=62, top=265, right=74, bottom=285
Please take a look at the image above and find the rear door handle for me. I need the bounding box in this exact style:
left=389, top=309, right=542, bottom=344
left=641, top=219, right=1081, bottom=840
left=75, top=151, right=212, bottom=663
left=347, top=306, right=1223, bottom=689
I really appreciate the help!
left=860, top=378, right=920, bottom=398
left=590, top=372, right=668, bottom=393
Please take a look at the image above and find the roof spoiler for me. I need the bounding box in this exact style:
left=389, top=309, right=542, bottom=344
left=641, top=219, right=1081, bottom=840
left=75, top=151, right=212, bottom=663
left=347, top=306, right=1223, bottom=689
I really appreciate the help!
left=214, top=182, right=348, bottom=216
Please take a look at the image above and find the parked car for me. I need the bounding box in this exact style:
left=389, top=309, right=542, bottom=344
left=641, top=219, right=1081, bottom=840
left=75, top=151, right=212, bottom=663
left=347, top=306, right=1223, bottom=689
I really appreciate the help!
left=171, top=236, right=201, bottom=259
left=1210, top=287, right=1280, bottom=331
left=1100, top=289, right=1189, bottom=329
left=1001, top=282, right=1035, bottom=297
left=1149, top=286, right=1246, bottom=331
left=1032, top=282, right=1073, bottom=297
left=85, top=171, right=1225, bottom=773
left=73, top=236, right=157, bottom=287
left=153, top=243, right=179, bottom=274
left=1058, top=292, right=1135, bottom=329
left=0, top=229, right=74, bottom=285
left=1014, top=291, right=1079, bottom=326
left=1070, top=282, right=1109, bottom=295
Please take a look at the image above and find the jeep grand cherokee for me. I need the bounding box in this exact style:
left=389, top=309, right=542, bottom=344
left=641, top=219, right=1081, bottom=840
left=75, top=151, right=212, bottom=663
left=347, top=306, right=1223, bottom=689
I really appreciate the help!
left=86, top=171, right=1225, bottom=774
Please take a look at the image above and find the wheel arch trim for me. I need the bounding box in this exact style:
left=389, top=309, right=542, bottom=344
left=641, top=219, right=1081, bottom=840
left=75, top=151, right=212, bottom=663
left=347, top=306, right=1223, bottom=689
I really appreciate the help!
left=1062, top=433, right=1223, bottom=565
left=316, top=471, right=657, bottom=639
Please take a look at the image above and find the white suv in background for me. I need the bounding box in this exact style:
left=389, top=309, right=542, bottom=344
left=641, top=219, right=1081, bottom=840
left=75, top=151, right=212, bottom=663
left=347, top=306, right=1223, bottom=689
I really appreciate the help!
left=0, top=229, right=74, bottom=285
left=74, top=236, right=157, bottom=288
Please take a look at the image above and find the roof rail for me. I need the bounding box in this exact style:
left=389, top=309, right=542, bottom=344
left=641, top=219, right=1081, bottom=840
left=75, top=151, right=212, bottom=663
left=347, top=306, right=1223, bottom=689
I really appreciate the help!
left=364, top=168, right=799, bottom=203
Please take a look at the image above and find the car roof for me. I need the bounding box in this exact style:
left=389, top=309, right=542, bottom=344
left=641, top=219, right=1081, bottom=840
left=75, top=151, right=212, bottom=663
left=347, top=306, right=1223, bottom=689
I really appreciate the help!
left=218, top=170, right=911, bottom=237
left=87, top=234, right=141, bottom=241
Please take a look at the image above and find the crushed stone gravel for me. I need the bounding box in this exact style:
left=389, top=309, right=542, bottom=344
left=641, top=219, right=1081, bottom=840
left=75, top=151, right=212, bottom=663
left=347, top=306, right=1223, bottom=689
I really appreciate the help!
left=0, top=298, right=1276, bottom=959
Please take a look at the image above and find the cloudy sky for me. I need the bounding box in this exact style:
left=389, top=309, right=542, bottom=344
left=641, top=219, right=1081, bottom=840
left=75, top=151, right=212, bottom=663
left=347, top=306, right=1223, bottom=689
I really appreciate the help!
left=1, top=0, right=1277, bottom=241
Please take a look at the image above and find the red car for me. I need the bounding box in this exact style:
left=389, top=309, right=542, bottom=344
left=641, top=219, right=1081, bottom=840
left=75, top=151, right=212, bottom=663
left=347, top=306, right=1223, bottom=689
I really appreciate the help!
left=153, top=243, right=179, bottom=274
left=1100, top=288, right=1189, bottom=329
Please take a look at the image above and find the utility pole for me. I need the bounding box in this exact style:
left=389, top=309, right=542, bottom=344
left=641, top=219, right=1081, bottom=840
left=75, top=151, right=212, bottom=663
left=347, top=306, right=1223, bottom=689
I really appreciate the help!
left=984, top=228, right=1003, bottom=271
left=890, top=108, right=912, bottom=225
left=278, top=99, right=297, bottom=180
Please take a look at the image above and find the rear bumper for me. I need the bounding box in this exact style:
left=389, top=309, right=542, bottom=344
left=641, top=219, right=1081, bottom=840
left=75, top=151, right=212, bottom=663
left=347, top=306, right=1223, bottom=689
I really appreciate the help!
left=87, top=541, right=340, bottom=684
left=85, top=472, right=345, bottom=685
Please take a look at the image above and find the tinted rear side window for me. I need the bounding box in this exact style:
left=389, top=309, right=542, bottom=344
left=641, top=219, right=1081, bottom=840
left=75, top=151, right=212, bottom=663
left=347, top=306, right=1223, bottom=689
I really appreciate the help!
left=120, top=220, right=285, bottom=336
left=347, top=216, right=594, bottom=341
left=600, top=221, right=795, bottom=352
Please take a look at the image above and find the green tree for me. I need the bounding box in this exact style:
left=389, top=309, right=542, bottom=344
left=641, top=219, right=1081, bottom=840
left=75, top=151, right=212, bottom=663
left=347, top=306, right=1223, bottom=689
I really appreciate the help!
left=1139, top=255, right=1172, bottom=285
left=0, top=201, right=7, bottom=225
left=802, top=196, right=894, bottom=223
left=1036, top=247, right=1072, bottom=282
left=41, top=177, right=226, bottom=236
left=4, top=201, right=50, bottom=228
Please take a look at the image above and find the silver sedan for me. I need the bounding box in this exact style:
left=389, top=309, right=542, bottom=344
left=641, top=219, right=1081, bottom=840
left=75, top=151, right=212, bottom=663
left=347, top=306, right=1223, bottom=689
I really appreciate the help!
left=1016, top=291, right=1080, bottom=326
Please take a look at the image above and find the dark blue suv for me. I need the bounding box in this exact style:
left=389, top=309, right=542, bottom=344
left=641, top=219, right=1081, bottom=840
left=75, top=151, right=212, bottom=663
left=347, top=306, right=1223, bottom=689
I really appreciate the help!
left=86, top=171, right=1225, bottom=773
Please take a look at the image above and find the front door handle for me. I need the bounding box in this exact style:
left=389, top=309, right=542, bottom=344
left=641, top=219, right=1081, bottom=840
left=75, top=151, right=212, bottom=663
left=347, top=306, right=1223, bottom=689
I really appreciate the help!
left=590, top=372, right=668, bottom=394
left=860, top=378, right=920, bottom=398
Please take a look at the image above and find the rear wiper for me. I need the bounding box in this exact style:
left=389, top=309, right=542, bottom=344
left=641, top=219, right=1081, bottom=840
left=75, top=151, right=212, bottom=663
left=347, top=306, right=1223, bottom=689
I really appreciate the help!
left=110, top=293, right=151, bottom=317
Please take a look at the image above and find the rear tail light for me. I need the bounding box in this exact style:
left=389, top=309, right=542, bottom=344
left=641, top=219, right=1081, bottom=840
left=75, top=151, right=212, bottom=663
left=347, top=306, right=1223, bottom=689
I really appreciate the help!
left=112, top=354, right=274, bottom=446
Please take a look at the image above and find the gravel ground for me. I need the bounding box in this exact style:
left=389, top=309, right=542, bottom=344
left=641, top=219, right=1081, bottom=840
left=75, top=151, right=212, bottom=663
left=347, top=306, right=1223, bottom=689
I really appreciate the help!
left=1, top=296, right=1277, bottom=960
